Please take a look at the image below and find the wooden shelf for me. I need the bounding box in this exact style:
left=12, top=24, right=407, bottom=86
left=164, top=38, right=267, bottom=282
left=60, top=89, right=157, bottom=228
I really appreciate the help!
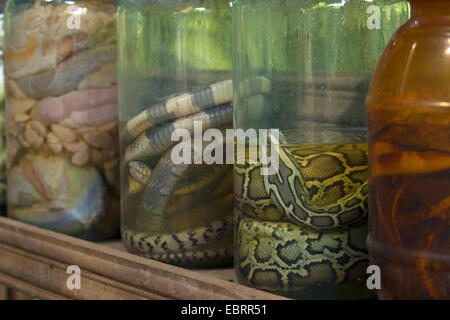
left=0, top=217, right=283, bottom=300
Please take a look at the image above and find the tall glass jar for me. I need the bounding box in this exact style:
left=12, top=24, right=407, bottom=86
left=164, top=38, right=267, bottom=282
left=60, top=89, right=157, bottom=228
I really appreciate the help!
left=118, top=0, right=233, bottom=268
left=233, top=0, right=409, bottom=299
left=367, top=0, right=450, bottom=300
left=4, top=0, right=120, bottom=240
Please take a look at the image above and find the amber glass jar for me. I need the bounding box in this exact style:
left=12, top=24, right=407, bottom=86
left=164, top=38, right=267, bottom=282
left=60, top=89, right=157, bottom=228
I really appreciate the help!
left=4, top=0, right=119, bottom=240
left=366, top=0, right=450, bottom=299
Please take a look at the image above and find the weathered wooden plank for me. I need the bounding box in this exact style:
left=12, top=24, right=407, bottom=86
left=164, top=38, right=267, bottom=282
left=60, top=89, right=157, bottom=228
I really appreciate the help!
left=9, top=290, right=35, bottom=300
left=0, top=243, right=158, bottom=300
left=0, top=217, right=283, bottom=300
left=0, top=272, right=63, bottom=300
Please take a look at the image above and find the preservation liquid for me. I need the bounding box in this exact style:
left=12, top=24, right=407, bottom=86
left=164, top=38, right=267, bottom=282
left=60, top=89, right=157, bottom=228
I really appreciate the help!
left=234, top=137, right=373, bottom=299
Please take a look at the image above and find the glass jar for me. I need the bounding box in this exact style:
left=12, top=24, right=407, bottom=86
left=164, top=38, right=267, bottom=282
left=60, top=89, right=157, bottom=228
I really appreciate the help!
left=366, top=0, right=450, bottom=300
left=233, top=0, right=409, bottom=299
left=4, top=0, right=119, bottom=240
left=118, top=0, right=233, bottom=268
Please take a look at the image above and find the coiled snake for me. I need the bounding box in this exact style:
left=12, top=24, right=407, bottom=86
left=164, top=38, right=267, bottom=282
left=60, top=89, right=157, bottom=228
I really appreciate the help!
left=121, top=77, right=271, bottom=267
left=234, top=142, right=370, bottom=293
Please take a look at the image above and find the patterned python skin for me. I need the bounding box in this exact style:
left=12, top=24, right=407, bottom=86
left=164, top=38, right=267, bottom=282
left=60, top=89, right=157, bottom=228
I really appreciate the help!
left=123, top=145, right=235, bottom=266
left=234, top=142, right=370, bottom=293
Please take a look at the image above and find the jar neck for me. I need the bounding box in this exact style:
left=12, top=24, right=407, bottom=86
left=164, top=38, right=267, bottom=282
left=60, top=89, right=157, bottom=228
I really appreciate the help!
left=410, top=0, right=450, bottom=19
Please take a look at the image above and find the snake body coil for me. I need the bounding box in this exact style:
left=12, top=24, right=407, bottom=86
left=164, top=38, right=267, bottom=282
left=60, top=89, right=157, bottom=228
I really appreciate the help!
left=122, top=75, right=369, bottom=290
left=122, top=77, right=271, bottom=266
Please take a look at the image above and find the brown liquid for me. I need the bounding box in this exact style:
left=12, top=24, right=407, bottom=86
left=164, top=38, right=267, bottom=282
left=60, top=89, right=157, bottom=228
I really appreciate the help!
left=366, top=0, right=450, bottom=299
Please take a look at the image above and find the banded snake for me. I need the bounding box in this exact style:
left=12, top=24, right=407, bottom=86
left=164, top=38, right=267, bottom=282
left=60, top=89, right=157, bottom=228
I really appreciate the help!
left=121, top=77, right=271, bottom=267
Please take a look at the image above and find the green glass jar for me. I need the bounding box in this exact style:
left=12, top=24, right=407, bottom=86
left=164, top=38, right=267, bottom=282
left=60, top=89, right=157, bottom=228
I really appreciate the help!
left=233, top=0, right=410, bottom=299
left=119, top=0, right=233, bottom=268
left=4, top=0, right=119, bottom=239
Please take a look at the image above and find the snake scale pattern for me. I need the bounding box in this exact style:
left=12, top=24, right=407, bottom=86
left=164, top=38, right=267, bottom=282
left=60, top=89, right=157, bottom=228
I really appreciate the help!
left=234, top=143, right=369, bottom=292
left=122, top=77, right=271, bottom=266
